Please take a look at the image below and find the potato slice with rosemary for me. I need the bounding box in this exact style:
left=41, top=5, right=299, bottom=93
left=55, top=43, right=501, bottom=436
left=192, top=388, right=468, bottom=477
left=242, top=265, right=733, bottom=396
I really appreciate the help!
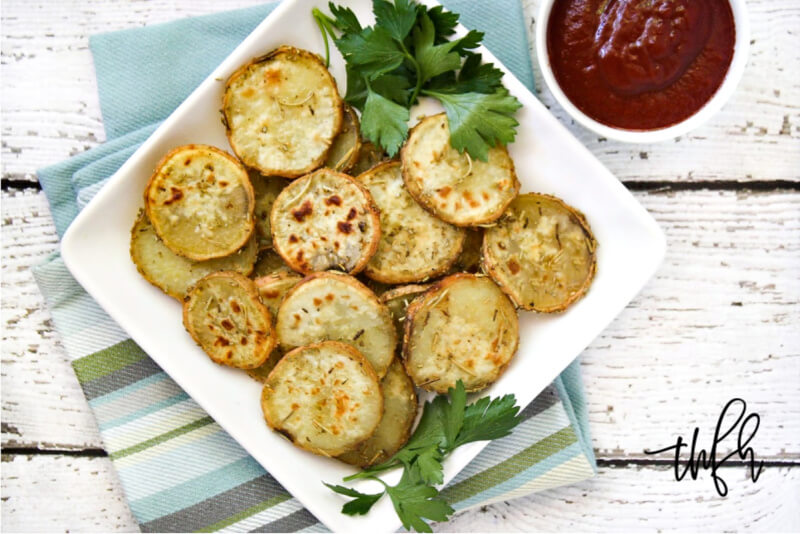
left=338, top=359, right=417, bottom=467
left=276, top=272, right=396, bottom=378
left=223, top=46, right=343, bottom=178
left=324, top=104, right=361, bottom=173
left=483, top=193, right=597, bottom=312
left=270, top=169, right=380, bottom=274
left=245, top=350, right=285, bottom=383
left=145, top=144, right=255, bottom=261
left=451, top=228, right=484, bottom=274
left=254, top=271, right=303, bottom=317
left=401, top=114, right=520, bottom=226
left=251, top=248, right=292, bottom=278
left=245, top=272, right=302, bottom=383
left=130, top=210, right=257, bottom=300
left=183, top=272, right=276, bottom=369
left=261, top=341, right=383, bottom=457
left=403, top=274, right=519, bottom=393
left=349, top=139, right=387, bottom=176
left=358, top=161, right=465, bottom=284
left=252, top=173, right=290, bottom=250
left=381, top=284, right=432, bottom=342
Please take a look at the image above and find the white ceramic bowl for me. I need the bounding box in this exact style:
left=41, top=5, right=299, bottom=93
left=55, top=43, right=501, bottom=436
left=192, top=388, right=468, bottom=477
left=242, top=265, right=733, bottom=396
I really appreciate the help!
left=535, top=0, right=750, bottom=143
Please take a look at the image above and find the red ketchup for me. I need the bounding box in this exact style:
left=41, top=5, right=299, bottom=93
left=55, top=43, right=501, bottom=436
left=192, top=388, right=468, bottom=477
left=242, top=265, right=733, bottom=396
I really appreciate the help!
left=546, top=0, right=736, bottom=130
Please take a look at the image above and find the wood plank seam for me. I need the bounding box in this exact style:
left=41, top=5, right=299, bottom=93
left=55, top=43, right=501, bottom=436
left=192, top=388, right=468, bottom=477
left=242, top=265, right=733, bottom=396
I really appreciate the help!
left=2, top=449, right=797, bottom=468
left=4, top=179, right=798, bottom=193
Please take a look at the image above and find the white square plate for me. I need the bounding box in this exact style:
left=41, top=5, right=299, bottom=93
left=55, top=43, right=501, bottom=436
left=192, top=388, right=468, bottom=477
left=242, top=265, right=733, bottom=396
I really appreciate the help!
left=61, top=0, right=666, bottom=531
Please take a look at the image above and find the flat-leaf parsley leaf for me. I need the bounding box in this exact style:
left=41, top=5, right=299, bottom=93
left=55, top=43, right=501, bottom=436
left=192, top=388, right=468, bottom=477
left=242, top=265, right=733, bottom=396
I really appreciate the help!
left=325, top=381, right=523, bottom=531
left=312, top=0, right=521, bottom=160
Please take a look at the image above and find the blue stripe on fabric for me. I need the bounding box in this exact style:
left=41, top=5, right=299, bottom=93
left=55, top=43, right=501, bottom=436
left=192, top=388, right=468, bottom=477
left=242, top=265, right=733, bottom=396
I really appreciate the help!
left=99, top=392, right=190, bottom=431
left=116, top=429, right=251, bottom=499
left=452, top=442, right=584, bottom=511
left=130, top=455, right=265, bottom=523
left=89, top=372, right=171, bottom=408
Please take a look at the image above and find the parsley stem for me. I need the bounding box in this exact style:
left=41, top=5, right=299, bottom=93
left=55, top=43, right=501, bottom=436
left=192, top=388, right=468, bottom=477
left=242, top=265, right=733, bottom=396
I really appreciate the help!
left=343, top=460, right=400, bottom=482
left=399, top=41, right=424, bottom=106
left=312, top=8, right=337, bottom=67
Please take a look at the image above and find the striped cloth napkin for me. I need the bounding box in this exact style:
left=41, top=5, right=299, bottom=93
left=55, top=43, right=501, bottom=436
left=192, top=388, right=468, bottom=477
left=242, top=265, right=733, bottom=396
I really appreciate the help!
left=33, top=1, right=596, bottom=531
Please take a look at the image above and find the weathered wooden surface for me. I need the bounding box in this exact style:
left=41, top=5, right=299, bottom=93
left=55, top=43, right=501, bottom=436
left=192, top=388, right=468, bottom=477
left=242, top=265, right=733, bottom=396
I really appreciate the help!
left=2, top=0, right=799, bottom=531
left=3, top=456, right=798, bottom=533
left=2, top=0, right=799, bottom=185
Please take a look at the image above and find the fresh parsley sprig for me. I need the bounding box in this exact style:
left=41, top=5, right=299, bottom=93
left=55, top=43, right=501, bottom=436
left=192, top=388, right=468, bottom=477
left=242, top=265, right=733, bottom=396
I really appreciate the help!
left=324, top=381, right=523, bottom=532
left=312, top=1, right=522, bottom=160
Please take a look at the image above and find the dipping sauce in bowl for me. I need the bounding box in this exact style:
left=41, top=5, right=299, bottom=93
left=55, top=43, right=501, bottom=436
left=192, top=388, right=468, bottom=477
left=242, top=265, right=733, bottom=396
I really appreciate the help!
left=546, top=0, right=736, bottom=131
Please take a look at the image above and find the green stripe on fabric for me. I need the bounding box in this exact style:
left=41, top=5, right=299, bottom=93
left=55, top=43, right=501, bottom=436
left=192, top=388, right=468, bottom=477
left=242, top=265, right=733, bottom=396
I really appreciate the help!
left=72, top=339, right=147, bottom=384
left=440, top=426, right=577, bottom=504
left=195, top=494, right=292, bottom=532
left=110, top=415, right=215, bottom=460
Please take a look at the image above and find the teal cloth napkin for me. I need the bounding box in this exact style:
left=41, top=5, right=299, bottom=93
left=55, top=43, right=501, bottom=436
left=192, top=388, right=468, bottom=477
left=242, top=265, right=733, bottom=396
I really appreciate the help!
left=33, top=2, right=596, bottom=531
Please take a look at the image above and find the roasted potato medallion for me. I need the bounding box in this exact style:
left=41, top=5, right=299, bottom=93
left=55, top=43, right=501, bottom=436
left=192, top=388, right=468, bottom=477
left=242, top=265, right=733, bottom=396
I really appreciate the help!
left=381, top=284, right=432, bottom=342
left=252, top=173, right=290, bottom=250
left=245, top=350, right=285, bottom=383
left=223, top=46, right=343, bottom=178
left=483, top=193, right=597, bottom=312
left=251, top=248, right=292, bottom=278
left=270, top=169, right=381, bottom=274
left=358, top=161, right=465, bottom=284
left=338, top=359, right=417, bottom=467
left=404, top=274, right=519, bottom=393
left=276, top=272, right=396, bottom=378
left=245, top=272, right=302, bottom=383
left=183, top=272, right=275, bottom=369
left=130, top=211, right=258, bottom=300
left=254, top=271, right=303, bottom=317
left=350, top=139, right=387, bottom=176
left=261, top=341, right=383, bottom=457
left=452, top=228, right=484, bottom=274
left=324, top=104, right=361, bottom=173
left=401, top=114, right=520, bottom=226
left=145, top=144, right=255, bottom=261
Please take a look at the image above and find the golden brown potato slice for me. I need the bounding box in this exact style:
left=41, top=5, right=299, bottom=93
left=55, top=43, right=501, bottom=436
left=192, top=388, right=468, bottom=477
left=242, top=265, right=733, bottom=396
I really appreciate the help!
left=130, top=210, right=257, bottom=300
left=252, top=173, right=290, bottom=250
left=254, top=271, right=303, bottom=317
left=451, top=228, right=484, bottom=274
left=250, top=249, right=292, bottom=278
left=381, top=284, right=432, bottom=342
left=338, top=359, right=417, bottom=467
left=144, top=144, right=255, bottom=261
left=403, top=274, right=518, bottom=393
left=261, top=341, right=383, bottom=457
left=349, top=140, right=387, bottom=176
left=276, top=272, right=396, bottom=378
left=270, top=169, right=380, bottom=274
left=183, top=272, right=276, bottom=369
left=223, top=46, right=343, bottom=178
left=245, top=273, right=302, bottom=383
left=244, top=350, right=285, bottom=383
left=357, top=161, right=465, bottom=284
left=483, top=193, right=597, bottom=312
left=324, top=104, right=361, bottom=173
left=401, top=114, right=520, bottom=226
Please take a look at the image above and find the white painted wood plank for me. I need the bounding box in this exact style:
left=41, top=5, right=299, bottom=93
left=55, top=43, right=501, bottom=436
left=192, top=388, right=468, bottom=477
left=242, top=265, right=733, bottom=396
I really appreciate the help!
left=1, top=190, right=105, bottom=450
left=2, top=455, right=797, bottom=532
left=3, top=190, right=798, bottom=458
left=2, top=0, right=798, bottom=184
left=1, top=454, right=139, bottom=533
